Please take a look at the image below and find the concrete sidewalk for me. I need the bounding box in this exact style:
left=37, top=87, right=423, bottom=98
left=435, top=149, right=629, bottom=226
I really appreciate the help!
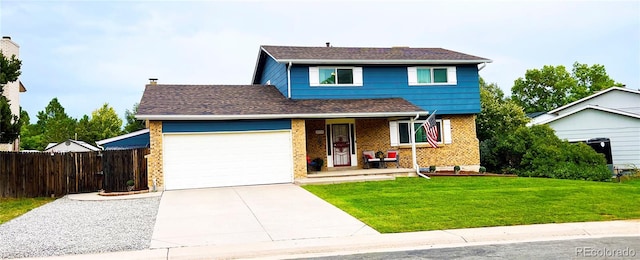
left=23, top=219, right=640, bottom=259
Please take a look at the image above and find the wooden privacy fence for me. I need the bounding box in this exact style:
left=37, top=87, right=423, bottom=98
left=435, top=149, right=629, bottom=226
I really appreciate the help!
left=0, top=148, right=149, bottom=198
left=102, top=148, right=148, bottom=193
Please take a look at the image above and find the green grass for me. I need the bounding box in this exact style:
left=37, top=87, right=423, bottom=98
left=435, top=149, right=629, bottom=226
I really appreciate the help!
left=303, top=177, right=640, bottom=233
left=0, top=197, right=56, bottom=225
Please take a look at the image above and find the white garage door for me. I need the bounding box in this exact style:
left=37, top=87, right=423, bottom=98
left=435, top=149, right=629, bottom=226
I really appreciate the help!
left=163, top=131, right=293, bottom=190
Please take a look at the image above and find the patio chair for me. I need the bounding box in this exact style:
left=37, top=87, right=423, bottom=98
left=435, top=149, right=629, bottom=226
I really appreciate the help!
left=362, top=150, right=382, bottom=169
left=383, top=150, right=400, bottom=168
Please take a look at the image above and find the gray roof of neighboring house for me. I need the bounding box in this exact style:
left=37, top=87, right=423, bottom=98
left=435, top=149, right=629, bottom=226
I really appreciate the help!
left=44, top=139, right=100, bottom=152
left=260, top=45, right=492, bottom=63
left=136, top=84, right=426, bottom=120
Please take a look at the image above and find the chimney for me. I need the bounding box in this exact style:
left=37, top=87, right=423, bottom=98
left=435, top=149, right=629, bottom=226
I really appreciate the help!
left=325, top=42, right=330, bottom=47
left=149, top=78, right=158, bottom=85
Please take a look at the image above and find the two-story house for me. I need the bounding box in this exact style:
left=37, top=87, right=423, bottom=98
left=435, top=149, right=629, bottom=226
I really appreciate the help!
left=136, top=45, right=491, bottom=190
left=0, top=36, right=27, bottom=151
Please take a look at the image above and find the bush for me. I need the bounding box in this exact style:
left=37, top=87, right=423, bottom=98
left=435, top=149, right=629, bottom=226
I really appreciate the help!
left=429, top=165, right=436, bottom=172
left=126, top=180, right=134, bottom=186
left=479, top=166, right=486, bottom=173
left=490, top=125, right=610, bottom=181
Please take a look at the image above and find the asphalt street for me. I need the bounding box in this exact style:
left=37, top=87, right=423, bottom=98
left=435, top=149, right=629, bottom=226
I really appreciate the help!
left=305, top=236, right=640, bottom=260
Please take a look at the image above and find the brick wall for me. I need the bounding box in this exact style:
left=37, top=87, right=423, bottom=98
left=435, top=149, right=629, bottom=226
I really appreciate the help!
left=305, top=119, right=328, bottom=171
left=355, top=119, right=392, bottom=168
left=353, top=115, right=480, bottom=170
left=291, top=119, right=307, bottom=179
left=147, top=121, right=163, bottom=189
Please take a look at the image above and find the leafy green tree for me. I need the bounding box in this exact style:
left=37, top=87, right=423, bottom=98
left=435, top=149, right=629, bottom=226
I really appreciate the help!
left=75, top=115, right=96, bottom=143
left=476, top=78, right=530, bottom=172
left=0, top=51, right=23, bottom=143
left=19, top=109, right=44, bottom=150
left=476, top=78, right=529, bottom=141
left=511, top=63, right=622, bottom=113
left=123, top=103, right=145, bottom=133
left=88, top=103, right=123, bottom=141
left=511, top=65, right=576, bottom=113
left=36, top=98, right=77, bottom=146
left=570, top=62, right=623, bottom=101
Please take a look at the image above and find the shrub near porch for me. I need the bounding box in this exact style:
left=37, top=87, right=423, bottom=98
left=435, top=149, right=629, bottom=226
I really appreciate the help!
left=303, top=177, right=640, bottom=233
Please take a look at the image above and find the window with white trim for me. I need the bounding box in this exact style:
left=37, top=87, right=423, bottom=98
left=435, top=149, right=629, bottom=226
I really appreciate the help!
left=407, top=66, right=457, bottom=85
left=389, top=119, right=452, bottom=146
left=309, top=67, right=363, bottom=86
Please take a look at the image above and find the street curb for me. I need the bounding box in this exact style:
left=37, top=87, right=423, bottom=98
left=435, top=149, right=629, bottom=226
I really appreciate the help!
left=25, top=219, right=639, bottom=260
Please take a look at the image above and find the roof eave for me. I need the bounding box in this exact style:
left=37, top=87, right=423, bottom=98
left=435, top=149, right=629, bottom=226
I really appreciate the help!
left=96, top=129, right=150, bottom=146
left=251, top=47, right=281, bottom=84
left=547, top=87, right=640, bottom=114
left=274, top=59, right=493, bottom=65
left=538, top=105, right=640, bottom=125
left=136, top=111, right=428, bottom=121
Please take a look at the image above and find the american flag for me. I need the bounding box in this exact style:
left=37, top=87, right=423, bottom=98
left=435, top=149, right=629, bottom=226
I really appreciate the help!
left=421, top=112, right=439, bottom=148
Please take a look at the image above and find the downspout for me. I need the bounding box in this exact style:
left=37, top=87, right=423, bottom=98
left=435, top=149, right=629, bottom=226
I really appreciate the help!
left=410, top=113, right=419, bottom=173
left=478, top=62, right=487, bottom=71
left=287, top=62, right=292, bottom=98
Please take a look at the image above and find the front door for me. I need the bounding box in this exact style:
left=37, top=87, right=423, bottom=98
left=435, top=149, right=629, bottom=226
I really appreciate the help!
left=332, top=124, right=351, bottom=166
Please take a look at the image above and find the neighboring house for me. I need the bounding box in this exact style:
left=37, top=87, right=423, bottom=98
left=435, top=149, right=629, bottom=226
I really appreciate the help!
left=44, top=139, right=100, bottom=153
left=530, top=87, right=640, bottom=170
left=136, top=45, right=491, bottom=190
left=0, top=36, right=27, bottom=151
left=96, top=129, right=150, bottom=150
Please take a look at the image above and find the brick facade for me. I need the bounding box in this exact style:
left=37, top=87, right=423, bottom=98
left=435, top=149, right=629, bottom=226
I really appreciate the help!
left=406, top=115, right=480, bottom=170
left=147, top=121, right=164, bottom=189
left=291, top=119, right=308, bottom=179
left=355, top=119, right=392, bottom=168
left=305, top=115, right=480, bottom=171
left=305, top=119, right=328, bottom=171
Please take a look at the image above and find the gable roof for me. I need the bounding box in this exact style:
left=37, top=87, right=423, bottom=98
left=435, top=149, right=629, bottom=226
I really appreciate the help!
left=253, top=45, right=491, bottom=85
left=260, top=45, right=492, bottom=64
left=136, top=84, right=427, bottom=120
left=538, top=105, right=640, bottom=125
left=44, top=139, right=100, bottom=152
left=547, top=87, right=640, bottom=114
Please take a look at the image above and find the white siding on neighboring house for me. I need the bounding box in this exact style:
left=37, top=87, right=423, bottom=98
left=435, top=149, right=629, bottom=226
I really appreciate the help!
left=548, top=108, right=640, bottom=169
left=0, top=37, right=24, bottom=151
left=556, top=90, right=640, bottom=116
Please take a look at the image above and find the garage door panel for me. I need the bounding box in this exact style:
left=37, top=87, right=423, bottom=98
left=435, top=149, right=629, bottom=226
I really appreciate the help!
left=163, top=131, right=293, bottom=190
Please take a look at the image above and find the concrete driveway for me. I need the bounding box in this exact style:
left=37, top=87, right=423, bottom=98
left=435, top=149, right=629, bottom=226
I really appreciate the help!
left=150, top=184, right=378, bottom=248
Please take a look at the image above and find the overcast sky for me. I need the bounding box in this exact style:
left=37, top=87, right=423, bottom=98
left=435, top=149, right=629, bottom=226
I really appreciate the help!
left=1, top=0, right=639, bottom=120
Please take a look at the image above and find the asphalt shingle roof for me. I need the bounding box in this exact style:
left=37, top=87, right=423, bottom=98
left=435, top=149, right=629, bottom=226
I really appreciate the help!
left=136, top=84, right=424, bottom=117
left=261, top=45, right=490, bottom=62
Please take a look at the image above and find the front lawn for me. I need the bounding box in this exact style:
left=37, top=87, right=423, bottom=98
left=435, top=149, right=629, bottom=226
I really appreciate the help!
left=0, top=197, right=55, bottom=225
left=303, top=177, right=640, bottom=233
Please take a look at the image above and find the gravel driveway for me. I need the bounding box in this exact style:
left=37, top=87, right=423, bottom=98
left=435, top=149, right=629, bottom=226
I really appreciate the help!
left=0, top=196, right=161, bottom=259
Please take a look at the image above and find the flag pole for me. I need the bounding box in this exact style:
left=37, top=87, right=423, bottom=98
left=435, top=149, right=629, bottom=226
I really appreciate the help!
left=414, top=110, right=437, bottom=179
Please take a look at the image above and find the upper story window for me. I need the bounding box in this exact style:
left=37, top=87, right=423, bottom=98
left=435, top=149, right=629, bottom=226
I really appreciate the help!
left=309, top=67, right=363, bottom=86
left=408, top=66, right=457, bottom=86
left=320, top=68, right=353, bottom=84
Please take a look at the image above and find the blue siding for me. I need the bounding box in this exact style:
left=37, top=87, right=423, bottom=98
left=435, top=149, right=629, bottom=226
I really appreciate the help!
left=289, top=65, right=481, bottom=114
left=259, top=55, right=288, bottom=96
left=102, top=132, right=150, bottom=150
left=163, top=120, right=292, bottom=133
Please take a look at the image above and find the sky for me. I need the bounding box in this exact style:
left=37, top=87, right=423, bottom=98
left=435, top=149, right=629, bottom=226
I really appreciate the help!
left=1, top=0, right=639, bottom=120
